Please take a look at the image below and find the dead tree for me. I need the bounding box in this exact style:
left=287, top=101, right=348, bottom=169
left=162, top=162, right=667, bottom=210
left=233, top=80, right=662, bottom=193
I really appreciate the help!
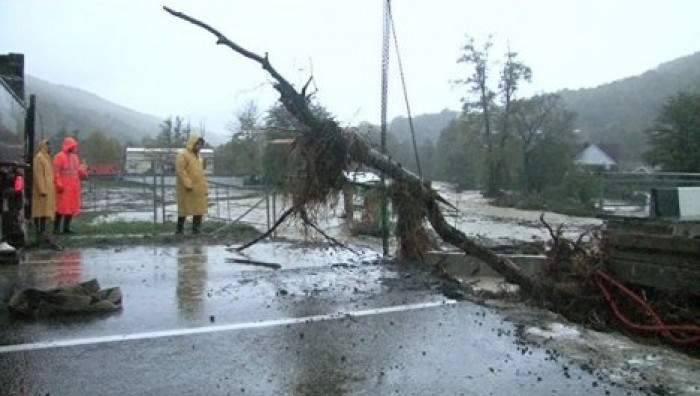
left=163, top=6, right=541, bottom=294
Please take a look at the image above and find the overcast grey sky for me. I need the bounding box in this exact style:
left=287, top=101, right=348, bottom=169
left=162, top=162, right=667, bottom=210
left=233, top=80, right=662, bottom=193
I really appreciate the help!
left=1, top=0, right=699, bottom=143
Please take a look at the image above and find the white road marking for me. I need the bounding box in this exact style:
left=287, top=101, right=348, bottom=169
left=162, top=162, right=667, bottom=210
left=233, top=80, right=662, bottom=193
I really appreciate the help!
left=0, top=300, right=455, bottom=354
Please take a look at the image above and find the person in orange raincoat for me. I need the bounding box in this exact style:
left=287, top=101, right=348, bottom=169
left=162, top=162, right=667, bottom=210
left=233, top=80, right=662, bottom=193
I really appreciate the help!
left=53, top=136, right=87, bottom=234
left=175, top=134, right=208, bottom=234
left=32, top=139, right=56, bottom=244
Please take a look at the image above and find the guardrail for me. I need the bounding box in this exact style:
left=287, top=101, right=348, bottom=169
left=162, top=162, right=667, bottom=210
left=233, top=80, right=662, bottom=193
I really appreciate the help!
left=597, top=172, right=700, bottom=218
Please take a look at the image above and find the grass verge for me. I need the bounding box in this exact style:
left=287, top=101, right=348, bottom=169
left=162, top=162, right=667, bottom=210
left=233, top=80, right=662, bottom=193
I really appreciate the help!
left=34, top=216, right=262, bottom=249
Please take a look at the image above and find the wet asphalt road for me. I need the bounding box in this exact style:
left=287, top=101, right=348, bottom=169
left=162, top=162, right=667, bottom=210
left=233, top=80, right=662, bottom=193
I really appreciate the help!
left=0, top=243, right=643, bottom=395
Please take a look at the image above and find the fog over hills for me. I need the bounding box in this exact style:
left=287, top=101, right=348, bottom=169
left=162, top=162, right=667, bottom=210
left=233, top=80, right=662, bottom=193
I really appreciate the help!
left=26, top=75, right=161, bottom=143
left=388, top=108, right=459, bottom=144
left=560, top=51, right=700, bottom=135
left=24, top=50, right=700, bottom=165
left=389, top=51, right=700, bottom=167
left=558, top=51, right=700, bottom=165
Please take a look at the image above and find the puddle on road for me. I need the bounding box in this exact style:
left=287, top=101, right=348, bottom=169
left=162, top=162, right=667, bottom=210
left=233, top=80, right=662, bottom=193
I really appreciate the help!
left=2, top=241, right=696, bottom=395
left=0, top=242, right=420, bottom=345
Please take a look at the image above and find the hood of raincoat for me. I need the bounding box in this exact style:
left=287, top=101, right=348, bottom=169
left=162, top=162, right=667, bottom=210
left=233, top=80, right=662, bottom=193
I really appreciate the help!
left=62, top=137, right=78, bottom=153
left=185, top=134, right=203, bottom=152
left=36, top=138, right=50, bottom=155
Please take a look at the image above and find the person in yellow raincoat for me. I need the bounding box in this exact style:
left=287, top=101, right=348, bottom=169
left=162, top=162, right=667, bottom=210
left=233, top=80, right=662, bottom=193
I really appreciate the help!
left=175, top=135, right=208, bottom=234
left=31, top=139, right=56, bottom=245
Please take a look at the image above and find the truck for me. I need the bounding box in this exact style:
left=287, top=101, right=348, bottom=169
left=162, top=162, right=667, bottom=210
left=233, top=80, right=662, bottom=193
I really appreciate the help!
left=0, top=53, right=36, bottom=253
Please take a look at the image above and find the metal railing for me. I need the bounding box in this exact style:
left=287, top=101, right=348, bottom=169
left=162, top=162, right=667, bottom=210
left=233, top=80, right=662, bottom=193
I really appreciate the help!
left=81, top=174, right=278, bottom=231
left=597, top=172, right=700, bottom=217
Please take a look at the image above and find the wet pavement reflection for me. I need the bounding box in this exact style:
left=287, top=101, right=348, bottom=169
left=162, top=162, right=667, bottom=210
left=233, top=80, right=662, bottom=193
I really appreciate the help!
left=0, top=243, right=668, bottom=395
left=54, top=250, right=82, bottom=285
left=0, top=242, right=384, bottom=345
left=176, top=245, right=208, bottom=320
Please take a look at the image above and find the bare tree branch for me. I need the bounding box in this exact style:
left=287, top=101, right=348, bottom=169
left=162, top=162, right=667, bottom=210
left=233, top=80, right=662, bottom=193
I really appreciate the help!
left=236, top=207, right=295, bottom=252
left=301, top=76, right=315, bottom=100
left=299, top=210, right=358, bottom=254
left=163, top=6, right=323, bottom=132
left=225, top=258, right=282, bottom=270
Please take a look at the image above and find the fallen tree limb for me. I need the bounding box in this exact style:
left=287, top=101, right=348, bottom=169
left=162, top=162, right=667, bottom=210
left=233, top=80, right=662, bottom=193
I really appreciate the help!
left=164, top=6, right=539, bottom=294
left=299, top=210, right=359, bottom=254
left=236, top=206, right=295, bottom=252
left=225, top=258, right=282, bottom=270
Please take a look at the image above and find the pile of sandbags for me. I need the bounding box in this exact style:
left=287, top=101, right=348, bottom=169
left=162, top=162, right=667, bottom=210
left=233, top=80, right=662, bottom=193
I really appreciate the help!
left=8, top=278, right=122, bottom=318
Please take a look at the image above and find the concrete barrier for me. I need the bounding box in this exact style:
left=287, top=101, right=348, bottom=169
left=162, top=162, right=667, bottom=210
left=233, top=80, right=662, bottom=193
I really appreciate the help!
left=424, top=250, right=547, bottom=279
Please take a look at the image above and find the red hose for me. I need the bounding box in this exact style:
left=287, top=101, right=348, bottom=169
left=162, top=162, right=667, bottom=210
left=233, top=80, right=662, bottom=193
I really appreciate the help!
left=594, top=270, right=700, bottom=346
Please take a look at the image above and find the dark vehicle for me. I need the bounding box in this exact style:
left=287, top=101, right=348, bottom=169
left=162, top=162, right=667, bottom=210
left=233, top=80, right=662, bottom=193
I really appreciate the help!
left=0, top=53, right=35, bottom=249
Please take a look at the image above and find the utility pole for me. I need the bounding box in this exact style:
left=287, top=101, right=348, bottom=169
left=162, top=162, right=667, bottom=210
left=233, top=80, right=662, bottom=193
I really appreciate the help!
left=380, top=0, right=391, bottom=256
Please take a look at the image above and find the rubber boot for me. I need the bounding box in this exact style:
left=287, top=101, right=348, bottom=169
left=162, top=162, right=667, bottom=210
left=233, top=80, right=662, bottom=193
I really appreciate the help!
left=54, top=214, right=63, bottom=234
left=45, top=218, right=61, bottom=250
left=34, top=218, right=44, bottom=246
left=175, top=217, right=186, bottom=235
left=192, top=215, right=202, bottom=235
left=63, top=215, right=73, bottom=234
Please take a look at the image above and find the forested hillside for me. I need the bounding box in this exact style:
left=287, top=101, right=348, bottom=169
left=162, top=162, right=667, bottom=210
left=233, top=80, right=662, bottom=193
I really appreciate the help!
left=559, top=51, right=700, bottom=166
left=388, top=108, right=458, bottom=144
left=382, top=51, right=700, bottom=169
left=26, top=75, right=160, bottom=143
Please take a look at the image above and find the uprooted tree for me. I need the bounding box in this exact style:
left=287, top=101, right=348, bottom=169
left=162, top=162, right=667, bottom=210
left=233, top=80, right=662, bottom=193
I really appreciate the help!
left=163, top=5, right=559, bottom=297
left=163, top=7, right=700, bottom=342
left=163, top=7, right=700, bottom=350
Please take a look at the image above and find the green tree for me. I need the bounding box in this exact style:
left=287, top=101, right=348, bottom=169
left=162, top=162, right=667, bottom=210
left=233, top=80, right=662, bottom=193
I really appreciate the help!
left=437, top=92, right=576, bottom=196
left=456, top=37, right=531, bottom=195
left=434, top=116, right=485, bottom=190
left=523, top=107, right=577, bottom=193
left=81, top=130, right=123, bottom=166
left=496, top=46, right=531, bottom=189
left=512, top=94, right=575, bottom=192
left=146, top=116, right=192, bottom=148
left=228, top=101, right=264, bottom=176
left=644, top=92, right=700, bottom=172
left=456, top=36, right=496, bottom=194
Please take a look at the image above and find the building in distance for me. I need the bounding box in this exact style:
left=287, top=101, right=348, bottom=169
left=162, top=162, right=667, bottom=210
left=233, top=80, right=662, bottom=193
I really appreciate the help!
left=124, top=147, right=214, bottom=175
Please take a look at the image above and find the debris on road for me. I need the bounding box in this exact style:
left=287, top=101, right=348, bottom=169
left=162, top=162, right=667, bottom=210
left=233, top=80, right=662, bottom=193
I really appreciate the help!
left=225, top=258, right=282, bottom=270
left=8, top=278, right=122, bottom=318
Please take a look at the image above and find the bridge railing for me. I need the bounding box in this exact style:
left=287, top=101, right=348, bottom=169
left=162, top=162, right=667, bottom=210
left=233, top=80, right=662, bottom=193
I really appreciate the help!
left=597, top=171, right=700, bottom=217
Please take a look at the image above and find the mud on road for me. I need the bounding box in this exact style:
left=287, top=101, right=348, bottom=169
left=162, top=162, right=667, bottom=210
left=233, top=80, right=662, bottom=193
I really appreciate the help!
left=2, top=238, right=698, bottom=395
